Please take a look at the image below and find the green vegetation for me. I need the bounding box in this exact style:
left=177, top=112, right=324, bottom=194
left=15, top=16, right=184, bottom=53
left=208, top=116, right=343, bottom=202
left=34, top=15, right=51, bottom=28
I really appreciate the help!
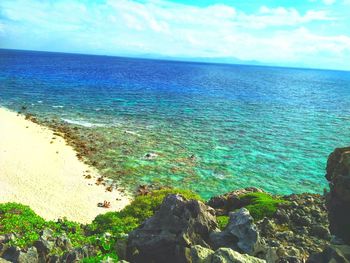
left=0, top=190, right=289, bottom=261
left=0, top=203, right=46, bottom=247
left=0, top=188, right=202, bottom=260
left=90, top=188, right=202, bottom=236
left=239, top=192, right=289, bottom=221
left=216, top=215, right=229, bottom=230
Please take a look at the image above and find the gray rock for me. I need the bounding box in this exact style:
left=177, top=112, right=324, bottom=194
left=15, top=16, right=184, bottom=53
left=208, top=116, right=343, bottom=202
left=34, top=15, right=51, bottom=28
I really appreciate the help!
left=307, top=244, right=350, bottom=263
left=210, top=208, right=261, bottom=255
left=1, top=246, right=38, bottom=263
left=325, top=147, right=350, bottom=244
left=211, top=248, right=266, bottom=263
left=34, top=229, right=55, bottom=260
left=191, top=245, right=214, bottom=263
left=115, top=239, right=127, bottom=260
left=207, top=188, right=264, bottom=216
left=127, top=194, right=218, bottom=263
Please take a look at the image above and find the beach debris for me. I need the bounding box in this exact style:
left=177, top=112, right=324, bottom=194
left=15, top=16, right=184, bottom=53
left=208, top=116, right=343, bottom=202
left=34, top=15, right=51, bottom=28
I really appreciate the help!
left=85, top=174, right=92, bottom=179
left=97, top=200, right=111, bottom=208
left=95, top=177, right=104, bottom=185
left=144, top=152, right=158, bottom=160
left=106, top=185, right=113, bottom=192
left=137, top=185, right=150, bottom=196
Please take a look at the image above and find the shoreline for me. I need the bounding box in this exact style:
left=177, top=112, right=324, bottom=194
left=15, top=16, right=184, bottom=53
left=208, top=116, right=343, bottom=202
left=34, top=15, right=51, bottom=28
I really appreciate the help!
left=0, top=107, right=131, bottom=223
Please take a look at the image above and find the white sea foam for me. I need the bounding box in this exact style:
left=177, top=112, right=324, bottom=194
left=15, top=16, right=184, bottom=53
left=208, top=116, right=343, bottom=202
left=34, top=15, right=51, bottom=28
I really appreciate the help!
left=52, top=105, right=64, bottom=108
left=61, top=118, right=106, bottom=128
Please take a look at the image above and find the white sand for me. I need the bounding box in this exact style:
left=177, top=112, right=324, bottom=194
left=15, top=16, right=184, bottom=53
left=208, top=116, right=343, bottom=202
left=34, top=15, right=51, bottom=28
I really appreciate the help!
left=0, top=107, right=131, bottom=223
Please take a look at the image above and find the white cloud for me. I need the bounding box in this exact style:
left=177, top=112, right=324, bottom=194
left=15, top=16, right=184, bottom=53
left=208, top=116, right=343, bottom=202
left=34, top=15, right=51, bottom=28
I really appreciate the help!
left=0, top=0, right=349, bottom=70
left=323, top=0, right=336, bottom=5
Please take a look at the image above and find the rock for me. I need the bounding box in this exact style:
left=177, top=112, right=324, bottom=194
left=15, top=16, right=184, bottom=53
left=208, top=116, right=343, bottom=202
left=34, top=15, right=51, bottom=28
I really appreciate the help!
left=18, top=247, right=39, bottom=263
left=115, top=238, right=128, bottom=260
left=255, top=193, right=329, bottom=261
left=207, top=188, right=264, bottom=216
left=1, top=246, right=38, bottom=263
left=307, top=244, right=350, bottom=263
left=325, top=147, right=350, bottom=244
left=211, top=248, right=266, bottom=263
left=126, top=194, right=218, bottom=263
left=210, top=208, right=261, bottom=255
left=191, top=245, right=214, bottom=263
left=61, top=245, right=92, bottom=262
left=34, top=229, right=55, bottom=259
left=144, top=153, right=158, bottom=160
left=309, top=225, right=330, bottom=240
left=265, top=246, right=303, bottom=263
left=55, top=233, right=73, bottom=251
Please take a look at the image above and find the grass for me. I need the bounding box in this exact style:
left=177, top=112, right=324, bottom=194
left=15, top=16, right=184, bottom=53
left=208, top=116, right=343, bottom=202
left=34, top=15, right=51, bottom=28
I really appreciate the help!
left=238, top=192, right=289, bottom=221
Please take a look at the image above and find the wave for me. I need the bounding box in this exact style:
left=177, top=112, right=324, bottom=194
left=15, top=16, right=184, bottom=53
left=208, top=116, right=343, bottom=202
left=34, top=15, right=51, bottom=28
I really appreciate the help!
left=52, top=105, right=64, bottom=108
left=61, top=118, right=106, bottom=128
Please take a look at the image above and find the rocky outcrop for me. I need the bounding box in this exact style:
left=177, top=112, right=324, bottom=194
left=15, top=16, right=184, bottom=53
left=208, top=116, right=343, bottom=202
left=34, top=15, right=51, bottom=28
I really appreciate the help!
left=207, top=188, right=264, bottom=216
left=325, top=147, right=350, bottom=244
left=190, top=245, right=266, bottom=263
left=126, top=194, right=219, bottom=263
left=307, top=244, right=350, bottom=263
left=0, top=230, right=97, bottom=263
left=257, top=193, right=329, bottom=262
left=210, top=208, right=261, bottom=255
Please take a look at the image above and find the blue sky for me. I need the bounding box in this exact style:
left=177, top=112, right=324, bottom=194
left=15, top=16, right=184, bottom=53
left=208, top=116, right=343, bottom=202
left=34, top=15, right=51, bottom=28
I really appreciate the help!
left=0, top=0, right=349, bottom=70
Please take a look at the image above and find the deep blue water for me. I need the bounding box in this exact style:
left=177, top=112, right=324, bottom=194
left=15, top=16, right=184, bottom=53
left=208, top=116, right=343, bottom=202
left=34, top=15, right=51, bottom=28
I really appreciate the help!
left=1, top=49, right=350, bottom=198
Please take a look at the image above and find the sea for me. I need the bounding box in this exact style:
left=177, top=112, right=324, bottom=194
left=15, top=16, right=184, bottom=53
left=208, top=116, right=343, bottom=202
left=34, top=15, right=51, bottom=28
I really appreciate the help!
left=1, top=49, right=350, bottom=199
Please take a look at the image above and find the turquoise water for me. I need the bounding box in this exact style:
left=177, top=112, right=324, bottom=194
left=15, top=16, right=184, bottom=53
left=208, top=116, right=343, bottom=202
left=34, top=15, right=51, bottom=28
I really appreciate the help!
left=1, top=49, right=350, bottom=198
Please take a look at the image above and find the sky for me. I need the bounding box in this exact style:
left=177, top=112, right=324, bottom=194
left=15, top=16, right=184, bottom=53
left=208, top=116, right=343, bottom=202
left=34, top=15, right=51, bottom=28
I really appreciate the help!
left=0, top=0, right=349, bottom=70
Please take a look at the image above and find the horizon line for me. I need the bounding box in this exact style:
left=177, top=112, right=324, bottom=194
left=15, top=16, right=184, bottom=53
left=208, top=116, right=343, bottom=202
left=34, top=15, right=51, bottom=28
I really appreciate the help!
left=1, top=47, right=349, bottom=73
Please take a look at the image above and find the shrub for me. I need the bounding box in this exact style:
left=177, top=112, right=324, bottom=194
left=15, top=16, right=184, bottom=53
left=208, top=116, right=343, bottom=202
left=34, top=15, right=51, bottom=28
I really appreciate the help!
left=0, top=203, right=46, bottom=247
left=90, top=188, right=202, bottom=236
left=119, top=188, right=203, bottom=223
left=216, top=215, right=229, bottom=230
left=239, top=192, right=289, bottom=221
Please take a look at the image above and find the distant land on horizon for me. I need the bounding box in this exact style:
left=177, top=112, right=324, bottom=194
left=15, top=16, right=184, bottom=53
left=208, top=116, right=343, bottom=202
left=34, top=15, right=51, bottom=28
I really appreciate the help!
left=1, top=48, right=347, bottom=73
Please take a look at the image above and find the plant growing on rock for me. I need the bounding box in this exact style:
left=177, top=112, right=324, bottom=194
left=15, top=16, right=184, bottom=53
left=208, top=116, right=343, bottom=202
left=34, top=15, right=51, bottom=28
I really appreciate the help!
left=239, top=192, right=289, bottom=221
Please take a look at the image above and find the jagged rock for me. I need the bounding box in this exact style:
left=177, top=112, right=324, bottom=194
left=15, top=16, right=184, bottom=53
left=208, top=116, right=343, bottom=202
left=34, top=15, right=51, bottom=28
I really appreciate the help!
left=307, top=244, right=350, bottom=263
left=55, top=233, right=72, bottom=251
left=34, top=229, right=55, bottom=260
left=309, top=225, right=330, bottom=240
left=190, top=246, right=265, bottom=263
left=60, top=245, right=93, bottom=262
left=126, top=194, right=218, bottom=263
left=207, top=188, right=264, bottom=216
left=1, top=246, right=38, bottom=263
left=191, top=245, right=214, bottom=263
left=265, top=245, right=304, bottom=263
left=325, top=147, right=350, bottom=244
left=210, top=208, right=261, bottom=255
left=256, top=193, right=329, bottom=261
left=211, top=248, right=266, bottom=263
left=115, top=239, right=128, bottom=260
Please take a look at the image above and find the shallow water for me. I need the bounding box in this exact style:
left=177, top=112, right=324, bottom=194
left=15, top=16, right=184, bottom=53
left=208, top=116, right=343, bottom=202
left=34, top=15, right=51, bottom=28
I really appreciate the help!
left=1, top=49, right=350, bottom=199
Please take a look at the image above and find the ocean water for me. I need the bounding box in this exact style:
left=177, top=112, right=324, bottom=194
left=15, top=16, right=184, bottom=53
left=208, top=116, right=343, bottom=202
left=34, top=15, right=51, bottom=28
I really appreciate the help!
left=1, top=49, right=350, bottom=199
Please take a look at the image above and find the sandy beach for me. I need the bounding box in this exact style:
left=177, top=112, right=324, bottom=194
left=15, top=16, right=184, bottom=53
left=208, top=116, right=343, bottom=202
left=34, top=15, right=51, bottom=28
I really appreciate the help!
left=0, top=107, right=131, bottom=223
